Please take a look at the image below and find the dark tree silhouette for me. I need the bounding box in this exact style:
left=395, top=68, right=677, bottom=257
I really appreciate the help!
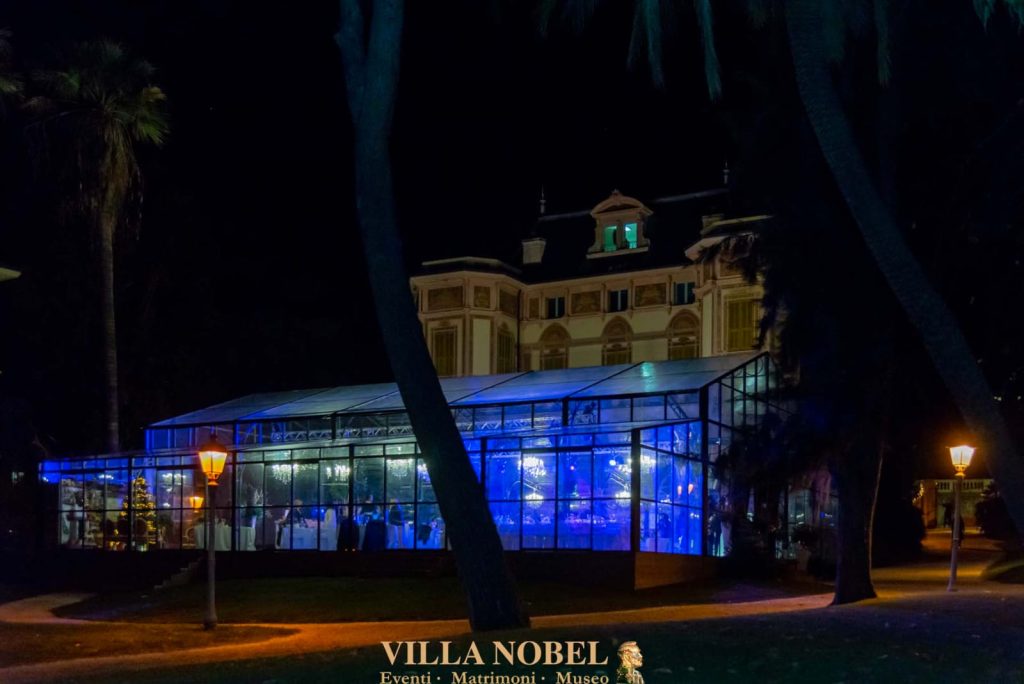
left=334, top=0, right=528, bottom=631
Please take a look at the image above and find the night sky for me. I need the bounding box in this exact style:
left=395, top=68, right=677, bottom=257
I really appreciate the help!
left=0, top=0, right=1020, bottom=484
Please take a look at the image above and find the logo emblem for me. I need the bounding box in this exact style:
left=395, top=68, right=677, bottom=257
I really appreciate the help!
left=616, top=641, right=644, bottom=684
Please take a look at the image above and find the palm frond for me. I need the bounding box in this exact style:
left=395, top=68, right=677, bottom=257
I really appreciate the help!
left=537, top=0, right=603, bottom=37
left=628, top=0, right=666, bottom=90
left=25, top=39, right=169, bottom=242
left=694, top=0, right=722, bottom=100
left=974, top=0, right=997, bottom=26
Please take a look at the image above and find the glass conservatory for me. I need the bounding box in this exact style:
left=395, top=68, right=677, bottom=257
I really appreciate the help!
left=42, top=352, right=801, bottom=559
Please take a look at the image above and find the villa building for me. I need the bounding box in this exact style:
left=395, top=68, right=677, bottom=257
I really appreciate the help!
left=411, top=189, right=769, bottom=379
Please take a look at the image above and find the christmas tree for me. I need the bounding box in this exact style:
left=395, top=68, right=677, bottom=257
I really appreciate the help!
left=120, top=475, right=156, bottom=535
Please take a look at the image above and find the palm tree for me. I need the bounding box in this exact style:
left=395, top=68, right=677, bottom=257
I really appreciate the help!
left=782, top=0, right=1024, bottom=598
left=26, top=40, right=168, bottom=453
left=541, top=0, right=1024, bottom=604
left=335, top=0, right=528, bottom=630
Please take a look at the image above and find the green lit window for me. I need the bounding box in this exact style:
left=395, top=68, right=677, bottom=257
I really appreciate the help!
left=603, top=226, right=618, bottom=252
left=624, top=222, right=638, bottom=249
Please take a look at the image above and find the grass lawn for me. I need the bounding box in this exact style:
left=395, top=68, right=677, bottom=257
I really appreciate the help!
left=53, top=589, right=1024, bottom=683
left=0, top=622, right=295, bottom=667
left=54, top=575, right=828, bottom=624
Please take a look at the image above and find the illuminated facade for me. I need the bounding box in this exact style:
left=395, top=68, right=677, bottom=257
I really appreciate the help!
left=411, top=190, right=769, bottom=378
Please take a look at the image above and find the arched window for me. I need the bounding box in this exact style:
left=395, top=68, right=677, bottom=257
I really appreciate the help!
left=602, top=318, right=632, bottom=365
left=539, top=325, right=570, bottom=371
left=496, top=324, right=516, bottom=373
left=668, top=312, right=700, bottom=360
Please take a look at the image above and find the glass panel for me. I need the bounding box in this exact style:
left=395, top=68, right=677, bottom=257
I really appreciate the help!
left=292, top=462, right=318, bottom=517
left=415, top=503, right=445, bottom=549
left=657, top=454, right=673, bottom=504
left=595, top=431, right=631, bottom=445
left=594, top=447, right=631, bottom=500
left=321, top=460, right=350, bottom=505
left=265, top=463, right=292, bottom=507
left=354, top=457, right=385, bottom=513
left=635, top=396, right=665, bottom=422
left=155, top=470, right=183, bottom=512
left=686, top=506, right=702, bottom=555
left=599, top=398, right=630, bottom=424
left=386, top=458, right=416, bottom=502
left=475, top=407, right=503, bottom=432
left=558, top=434, right=593, bottom=448
left=656, top=504, right=674, bottom=553
left=640, top=449, right=657, bottom=500
left=593, top=499, right=629, bottom=551
left=416, top=459, right=436, bottom=502
left=558, top=451, right=591, bottom=500
left=485, top=451, right=521, bottom=501
left=533, top=402, right=562, bottom=429
left=567, top=400, right=599, bottom=426
left=386, top=500, right=413, bottom=549
left=504, top=403, right=532, bottom=430
left=265, top=506, right=287, bottom=549
left=490, top=501, right=520, bottom=550
left=522, top=452, right=554, bottom=501
left=558, top=500, right=591, bottom=549
left=522, top=499, right=554, bottom=549
left=523, top=436, right=555, bottom=449
left=639, top=502, right=656, bottom=552
left=264, top=450, right=292, bottom=462
left=468, top=452, right=482, bottom=483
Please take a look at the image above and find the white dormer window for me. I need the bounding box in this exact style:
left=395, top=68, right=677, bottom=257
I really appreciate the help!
left=587, top=190, right=651, bottom=258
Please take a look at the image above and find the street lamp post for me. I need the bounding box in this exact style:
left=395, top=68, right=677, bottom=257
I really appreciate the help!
left=198, top=433, right=228, bottom=629
left=947, top=444, right=975, bottom=592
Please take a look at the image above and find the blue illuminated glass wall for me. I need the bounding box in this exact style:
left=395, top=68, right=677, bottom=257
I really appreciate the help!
left=638, top=423, right=704, bottom=554
left=44, top=354, right=812, bottom=559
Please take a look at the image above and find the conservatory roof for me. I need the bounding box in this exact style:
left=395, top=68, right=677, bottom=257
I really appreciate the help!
left=151, top=352, right=761, bottom=428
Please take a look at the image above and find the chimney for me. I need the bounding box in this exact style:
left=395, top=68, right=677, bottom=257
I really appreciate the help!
left=522, top=236, right=546, bottom=265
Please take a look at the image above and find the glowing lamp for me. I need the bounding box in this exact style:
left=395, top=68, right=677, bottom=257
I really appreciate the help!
left=189, top=495, right=205, bottom=511
left=949, top=445, right=975, bottom=476
left=198, top=433, right=228, bottom=486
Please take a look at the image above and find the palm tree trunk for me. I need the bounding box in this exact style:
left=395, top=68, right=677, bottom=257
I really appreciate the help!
left=784, top=0, right=1024, bottom=543
left=336, top=0, right=528, bottom=631
left=99, top=214, right=120, bottom=453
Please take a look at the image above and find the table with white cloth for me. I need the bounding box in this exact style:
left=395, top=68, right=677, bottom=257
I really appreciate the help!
left=195, top=522, right=231, bottom=550
left=279, top=525, right=317, bottom=549
left=239, top=526, right=256, bottom=551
